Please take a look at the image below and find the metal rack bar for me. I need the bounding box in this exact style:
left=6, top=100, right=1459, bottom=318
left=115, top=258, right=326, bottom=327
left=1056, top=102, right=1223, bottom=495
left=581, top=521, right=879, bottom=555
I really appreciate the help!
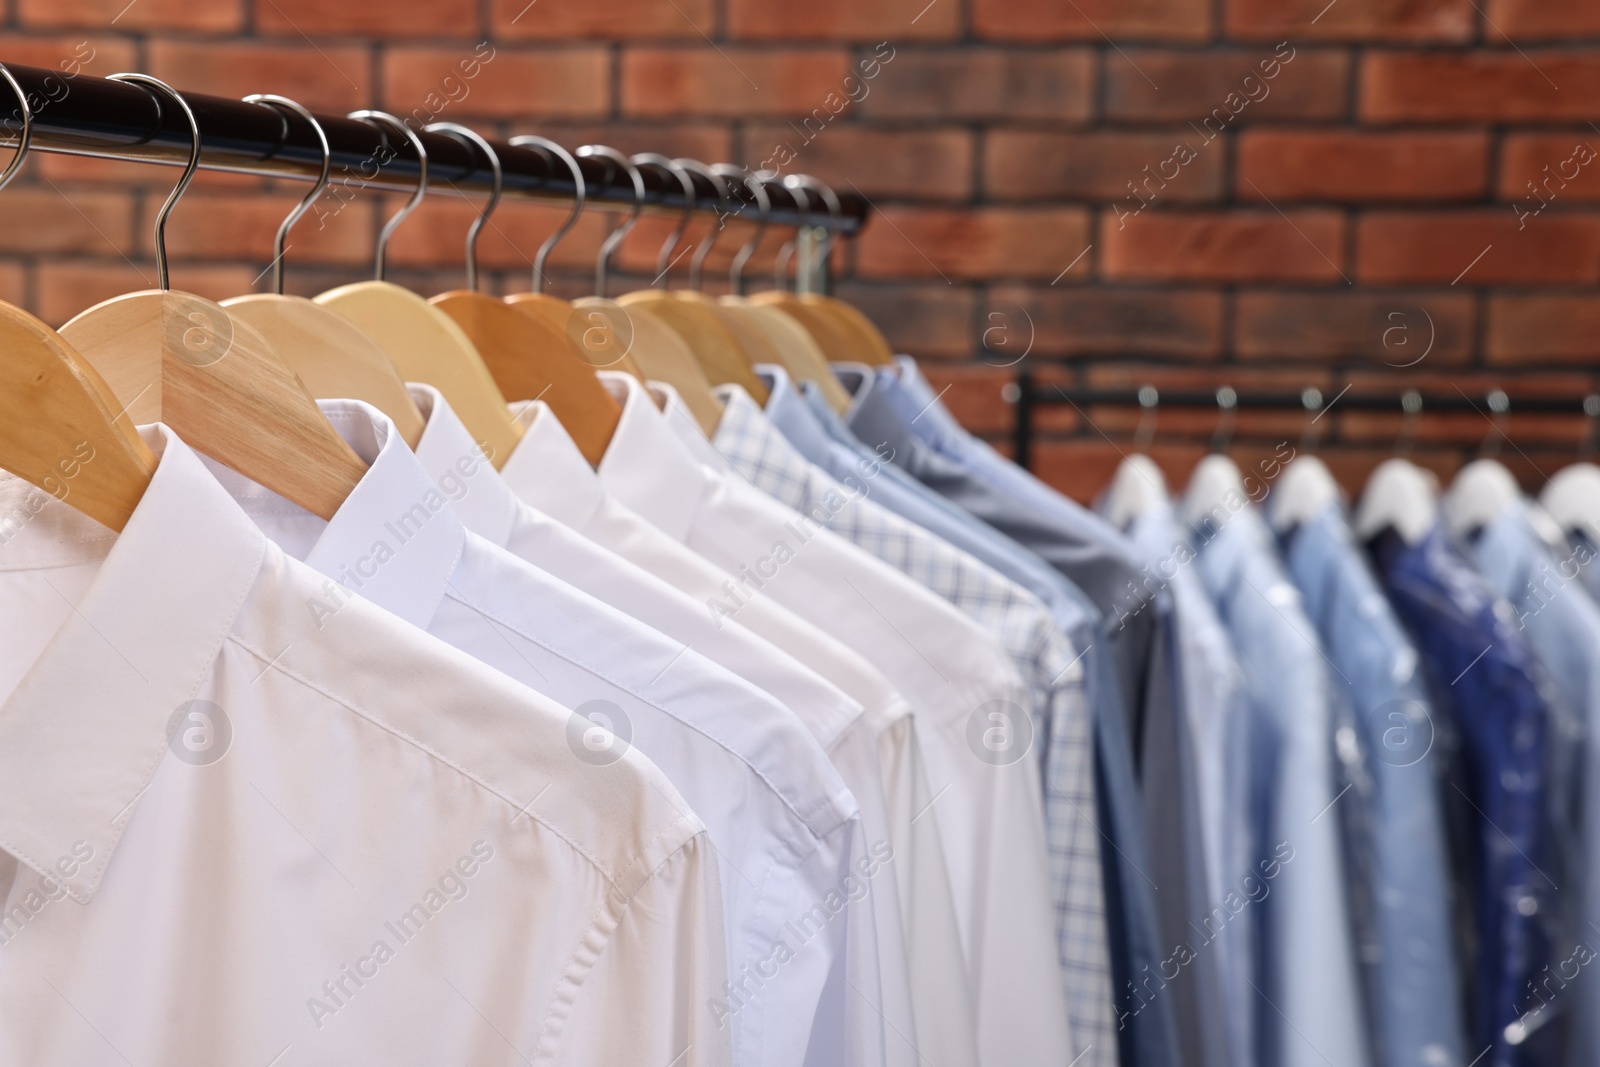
left=0, top=62, right=869, bottom=232
left=1011, top=368, right=1600, bottom=470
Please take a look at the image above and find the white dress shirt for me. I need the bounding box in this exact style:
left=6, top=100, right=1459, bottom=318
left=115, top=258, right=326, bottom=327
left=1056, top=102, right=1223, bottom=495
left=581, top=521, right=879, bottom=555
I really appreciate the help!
left=495, top=397, right=965, bottom=1067
left=404, top=382, right=916, bottom=1067
left=594, top=370, right=1075, bottom=1067
left=0, top=424, right=728, bottom=1067
left=202, top=398, right=876, bottom=1067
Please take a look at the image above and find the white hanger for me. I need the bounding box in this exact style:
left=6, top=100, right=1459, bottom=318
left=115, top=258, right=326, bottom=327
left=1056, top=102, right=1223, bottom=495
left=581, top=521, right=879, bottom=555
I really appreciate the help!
left=1540, top=463, right=1600, bottom=541
left=1183, top=453, right=1247, bottom=527
left=1443, top=458, right=1521, bottom=540
left=1103, top=454, right=1167, bottom=531
left=1270, top=455, right=1341, bottom=534
left=1353, top=457, right=1439, bottom=544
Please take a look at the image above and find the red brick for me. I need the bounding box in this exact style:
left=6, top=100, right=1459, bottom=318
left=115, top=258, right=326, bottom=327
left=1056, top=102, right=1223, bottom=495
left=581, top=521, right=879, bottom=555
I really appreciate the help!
left=1225, top=0, right=1473, bottom=41
left=859, top=48, right=1095, bottom=121
left=1486, top=0, right=1600, bottom=39
left=259, top=0, right=477, bottom=37
left=19, top=0, right=241, bottom=31
left=622, top=48, right=854, bottom=119
left=857, top=207, right=1091, bottom=282
left=1497, top=134, right=1600, bottom=203
left=1363, top=52, right=1600, bottom=123
left=0, top=186, right=133, bottom=256
left=730, top=0, right=960, bottom=41
left=1234, top=291, right=1477, bottom=363
left=1106, top=47, right=1349, bottom=123
left=140, top=192, right=374, bottom=266
left=747, top=124, right=973, bottom=200
left=38, top=261, right=259, bottom=327
left=1486, top=295, right=1600, bottom=363
left=1356, top=211, right=1600, bottom=284
left=0, top=260, right=28, bottom=308
left=985, top=130, right=1225, bottom=203
left=384, top=45, right=608, bottom=121
left=496, top=0, right=713, bottom=40
left=1238, top=131, right=1490, bottom=202
left=834, top=281, right=978, bottom=359
left=988, top=285, right=1224, bottom=359
left=974, top=0, right=1211, bottom=41
left=1102, top=210, right=1347, bottom=283
left=150, top=40, right=370, bottom=113
left=0, top=35, right=134, bottom=78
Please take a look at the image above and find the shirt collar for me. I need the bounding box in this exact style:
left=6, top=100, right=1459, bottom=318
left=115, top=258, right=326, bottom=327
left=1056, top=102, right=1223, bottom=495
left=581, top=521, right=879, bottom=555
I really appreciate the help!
left=408, top=383, right=520, bottom=550
left=649, top=379, right=734, bottom=473
left=756, top=364, right=837, bottom=467
left=846, top=369, right=921, bottom=467
left=497, top=399, right=607, bottom=531
left=208, top=399, right=465, bottom=631
left=0, top=425, right=266, bottom=902
left=595, top=371, right=713, bottom=542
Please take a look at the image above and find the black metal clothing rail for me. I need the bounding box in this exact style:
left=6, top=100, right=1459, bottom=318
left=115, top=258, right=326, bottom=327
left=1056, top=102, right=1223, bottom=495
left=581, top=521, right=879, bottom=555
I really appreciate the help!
left=1011, top=367, right=1600, bottom=471
left=0, top=63, right=869, bottom=231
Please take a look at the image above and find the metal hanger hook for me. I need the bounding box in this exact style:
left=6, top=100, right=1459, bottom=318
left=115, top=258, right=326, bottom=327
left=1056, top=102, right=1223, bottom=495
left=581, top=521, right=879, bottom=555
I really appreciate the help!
left=774, top=178, right=806, bottom=292
left=347, top=110, right=427, bottom=282
left=1211, top=385, right=1238, bottom=454
left=713, top=164, right=769, bottom=296
left=1134, top=385, right=1160, bottom=449
left=0, top=64, right=34, bottom=197
left=243, top=94, right=329, bottom=296
left=575, top=145, right=644, bottom=299
left=674, top=158, right=729, bottom=292
left=424, top=122, right=502, bottom=293
left=110, top=73, right=201, bottom=292
left=783, top=173, right=842, bottom=294
left=1396, top=389, right=1422, bottom=457
left=1481, top=389, right=1509, bottom=459
left=631, top=153, right=694, bottom=289
left=508, top=135, right=583, bottom=295
left=1300, top=386, right=1324, bottom=455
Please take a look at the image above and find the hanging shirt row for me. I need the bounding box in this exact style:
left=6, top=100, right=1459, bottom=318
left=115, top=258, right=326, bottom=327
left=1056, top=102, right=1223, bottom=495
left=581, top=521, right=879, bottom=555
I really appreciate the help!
left=3, top=80, right=1599, bottom=1067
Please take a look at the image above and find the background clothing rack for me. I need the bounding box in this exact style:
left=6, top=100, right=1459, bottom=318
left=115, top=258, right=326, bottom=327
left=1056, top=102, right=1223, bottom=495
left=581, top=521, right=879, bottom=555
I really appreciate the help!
left=1010, top=367, right=1600, bottom=472
left=0, top=62, right=868, bottom=233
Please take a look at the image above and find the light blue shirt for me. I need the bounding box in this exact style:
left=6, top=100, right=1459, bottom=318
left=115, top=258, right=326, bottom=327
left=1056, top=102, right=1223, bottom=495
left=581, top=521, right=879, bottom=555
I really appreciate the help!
left=1192, top=504, right=1371, bottom=1067
left=1283, top=504, right=1465, bottom=1067
left=1126, top=497, right=1254, bottom=1067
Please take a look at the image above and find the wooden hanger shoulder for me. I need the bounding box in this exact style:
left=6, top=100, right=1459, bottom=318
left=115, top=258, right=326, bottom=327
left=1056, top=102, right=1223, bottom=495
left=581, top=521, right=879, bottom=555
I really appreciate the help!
left=617, top=289, right=769, bottom=405
left=0, top=301, right=156, bottom=532
left=432, top=289, right=622, bottom=466
left=223, top=293, right=427, bottom=450
left=747, top=290, right=856, bottom=363
left=62, top=290, right=365, bottom=521
left=809, top=294, right=895, bottom=365
left=584, top=297, right=723, bottom=436
left=316, top=280, right=523, bottom=468
left=723, top=300, right=854, bottom=414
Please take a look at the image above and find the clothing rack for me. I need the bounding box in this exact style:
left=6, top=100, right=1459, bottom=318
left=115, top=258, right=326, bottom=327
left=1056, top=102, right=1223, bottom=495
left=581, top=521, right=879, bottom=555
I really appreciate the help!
left=0, top=62, right=868, bottom=233
left=1011, top=367, right=1600, bottom=471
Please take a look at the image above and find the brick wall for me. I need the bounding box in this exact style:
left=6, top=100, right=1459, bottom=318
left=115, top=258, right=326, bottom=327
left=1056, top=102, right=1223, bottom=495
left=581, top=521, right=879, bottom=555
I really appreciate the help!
left=3, top=0, right=1599, bottom=500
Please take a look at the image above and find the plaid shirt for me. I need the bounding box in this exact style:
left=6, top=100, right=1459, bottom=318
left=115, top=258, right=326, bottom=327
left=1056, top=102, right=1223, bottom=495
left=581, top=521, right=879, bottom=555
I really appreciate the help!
left=711, top=385, right=1116, bottom=1067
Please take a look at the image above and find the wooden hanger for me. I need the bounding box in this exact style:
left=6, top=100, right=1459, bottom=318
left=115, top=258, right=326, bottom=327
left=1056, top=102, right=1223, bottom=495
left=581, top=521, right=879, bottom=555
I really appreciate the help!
left=221, top=95, right=425, bottom=449
left=312, top=110, right=524, bottom=468
left=0, top=63, right=155, bottom=532
left=420, top=124, right=621, bottom=465
left=724, top=300, right=854, bottom=413
left=61, top=73, right=363, bottom=521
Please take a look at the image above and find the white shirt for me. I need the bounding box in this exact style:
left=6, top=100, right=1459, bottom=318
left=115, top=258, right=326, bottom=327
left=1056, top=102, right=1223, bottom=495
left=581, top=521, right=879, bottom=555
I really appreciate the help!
left=0, top=424, right=728, bottom=1067
left=594, top=371, right=1074, bottom=1067
left=405, top=383, right=907, bottom=1067
left=204, top=397, right=877, bottom=1067
left=497, top=398, right=949, bottom=1067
